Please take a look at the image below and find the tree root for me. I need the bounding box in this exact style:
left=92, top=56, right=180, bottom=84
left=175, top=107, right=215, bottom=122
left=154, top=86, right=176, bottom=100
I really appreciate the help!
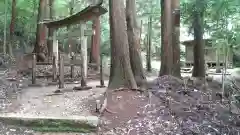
left=96, top=92, right=117, bottom=116
left=113, top=87, right=144, bottom=92
left=96, top=87, right=146, bottom=116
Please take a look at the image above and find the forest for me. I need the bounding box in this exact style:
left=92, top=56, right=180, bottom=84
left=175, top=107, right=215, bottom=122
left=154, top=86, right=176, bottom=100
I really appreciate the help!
left=0, top=0, right=239, bottom=134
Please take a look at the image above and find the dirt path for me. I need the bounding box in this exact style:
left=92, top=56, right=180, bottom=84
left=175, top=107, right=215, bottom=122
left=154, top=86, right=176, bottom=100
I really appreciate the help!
left=0, top=80, right=106, bottom=135
left=4, top=80, right=107, bottom=117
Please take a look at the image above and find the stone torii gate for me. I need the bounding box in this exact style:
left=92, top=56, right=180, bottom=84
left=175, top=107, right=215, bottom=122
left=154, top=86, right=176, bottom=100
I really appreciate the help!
left=42, top=1, right=107, bottom=87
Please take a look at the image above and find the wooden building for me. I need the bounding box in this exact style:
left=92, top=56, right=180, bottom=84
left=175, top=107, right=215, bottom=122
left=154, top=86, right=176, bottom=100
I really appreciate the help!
left=181, top=39, right=233, bottom=68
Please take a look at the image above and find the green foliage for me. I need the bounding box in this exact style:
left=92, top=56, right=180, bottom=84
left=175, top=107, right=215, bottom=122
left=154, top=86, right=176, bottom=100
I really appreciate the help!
left=181, top=0, right=240, bottom=66
left=0, top=0, right=239, bottom=60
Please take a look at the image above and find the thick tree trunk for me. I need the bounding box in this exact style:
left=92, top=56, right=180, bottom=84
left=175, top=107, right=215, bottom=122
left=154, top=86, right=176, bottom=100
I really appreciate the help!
left=171, top=0, right=181, bottom=77
left=159, top=0, right=173, bottom=76
left=126, top=0, right=146, bottom=86
left=192, top=1, right=205, bottom=77
left=47, top=0, right=54, bottom=57
left=8, top=0, right=16, bottom=57
left=34, top=0, right=48, bottom=61
left=89, top=17, right=100, bottom=69
left=108, top=0, right=137, bottom=89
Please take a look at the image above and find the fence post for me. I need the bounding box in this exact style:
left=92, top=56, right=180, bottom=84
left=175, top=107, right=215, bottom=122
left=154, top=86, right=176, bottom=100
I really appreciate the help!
left=97, top=54, right=105, bottom=88
left=70, top=54, right=75, bottom=78
left=52, top=56, right=57, bottom=82
left=32, top=53, right=36, bottom=84
left=58, top=54, right=64, bottom=89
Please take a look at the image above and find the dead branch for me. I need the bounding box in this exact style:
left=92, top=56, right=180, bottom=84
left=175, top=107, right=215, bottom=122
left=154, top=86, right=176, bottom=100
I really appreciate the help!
left=113, top=87, right=145, bottom=92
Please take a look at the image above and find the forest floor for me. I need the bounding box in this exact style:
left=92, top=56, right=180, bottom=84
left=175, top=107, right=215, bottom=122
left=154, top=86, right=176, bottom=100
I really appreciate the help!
left=1, top=58, right=240, bottom=134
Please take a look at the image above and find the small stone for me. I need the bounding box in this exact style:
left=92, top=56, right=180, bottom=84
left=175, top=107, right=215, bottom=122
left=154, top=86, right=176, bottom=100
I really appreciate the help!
left=117, top=96, right=122, bottom=99
left=10, top=129, right=16, bottom=132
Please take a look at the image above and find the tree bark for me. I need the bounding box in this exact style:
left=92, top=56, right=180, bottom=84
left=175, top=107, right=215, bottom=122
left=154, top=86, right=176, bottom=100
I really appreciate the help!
left=171, top=0, right=181, bottom=77
left=89, top=17, right=100, bottom=69
left=47, top=0, right=54, bottom=57
left=108, top=0, right=137, bottom=89
left=8, top=0, right=16, bottom=57
left=34, top=0, right=48, bottom=61
left=192, top=0, right=205, bottom=77
left=159, top=0, right=173, bottom=76
left=126, top=0, right=146, bottom=86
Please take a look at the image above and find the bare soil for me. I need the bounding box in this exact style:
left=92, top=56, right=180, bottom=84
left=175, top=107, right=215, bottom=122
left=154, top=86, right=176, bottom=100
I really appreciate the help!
left=83, top=75, right=240, bottom=135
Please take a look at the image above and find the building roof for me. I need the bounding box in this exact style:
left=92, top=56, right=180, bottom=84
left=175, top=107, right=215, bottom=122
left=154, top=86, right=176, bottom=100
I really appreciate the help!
left=41, top=5, right=107, bottom=29
left=181, top=39, right=212, bottom=46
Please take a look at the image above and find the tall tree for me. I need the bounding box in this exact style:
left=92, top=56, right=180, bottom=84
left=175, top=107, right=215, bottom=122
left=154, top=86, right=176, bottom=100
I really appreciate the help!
left=47, top=0, right=54, bottom=56
left=34, top=0, right=48, bottom=61
left=89, top=0, right=100, bottom=69
left=126, top=0, right=146, bottom=86
left=108, top=0, right=137, bottom=89
left=171, top=0, right=181, bottom=77
left=9, top=0, right=16, bottom=57
left=159, top=0, right=173, bottom=76
left=146, top=16, right=152, bottom=72
left=192, top=0, right=205, bottom=77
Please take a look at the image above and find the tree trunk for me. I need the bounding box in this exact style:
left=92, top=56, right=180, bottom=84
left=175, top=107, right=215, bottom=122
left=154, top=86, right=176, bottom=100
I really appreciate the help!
left=67, top=0, right=74, bottom=56
left=126, top=0, right=146, bottom=86
left=192, top=1, right=205, bottom=77
left=47, top=0, right=54, bottom=57
left=159, top=0, right=173, bottom=76
left=108, top=0, right=137, bottom=89
left=171, top=0, right=181, bottom=77
left=89, top=17, right=100, bottom=69
left=146, top=16, right=152, bottom=72
left=34, top=0, right=48, bottom=61
left=9, top=0, right=16, bottom=57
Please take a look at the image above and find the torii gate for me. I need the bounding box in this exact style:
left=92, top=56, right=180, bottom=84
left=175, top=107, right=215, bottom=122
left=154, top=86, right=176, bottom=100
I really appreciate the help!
left=42, top=1, right=107, bottom=87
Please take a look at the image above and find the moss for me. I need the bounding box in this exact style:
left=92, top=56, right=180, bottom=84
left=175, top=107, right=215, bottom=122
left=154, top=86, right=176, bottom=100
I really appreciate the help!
left=0, top=117, right=96, bottom=133
left=32, top=126, right=95, bottom=133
